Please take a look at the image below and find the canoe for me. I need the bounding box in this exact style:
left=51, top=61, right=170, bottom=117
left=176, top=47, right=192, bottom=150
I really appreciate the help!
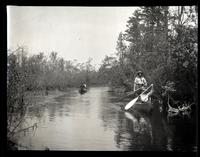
left=124, top=84, right=154, bottom=112
left=79, top=88, right=87, bottom=94
left=128, top=99, right=153, bottom=113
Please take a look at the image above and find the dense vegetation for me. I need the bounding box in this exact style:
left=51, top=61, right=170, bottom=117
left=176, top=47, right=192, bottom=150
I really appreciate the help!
left=7, top=48, right=100, bottom=149
left=7, top=6, right=197, bottom=149
left=7, top=49, right=100, bottom=91
left=98, top=6, right=198, bottom=105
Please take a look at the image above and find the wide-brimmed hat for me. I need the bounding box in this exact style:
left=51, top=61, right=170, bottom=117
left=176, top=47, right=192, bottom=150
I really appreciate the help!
left=137, top=70, right=143, bottom=74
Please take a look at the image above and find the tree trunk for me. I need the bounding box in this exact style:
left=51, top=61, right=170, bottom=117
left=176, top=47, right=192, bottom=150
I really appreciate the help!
left=163, top=6, right=169, bottom=65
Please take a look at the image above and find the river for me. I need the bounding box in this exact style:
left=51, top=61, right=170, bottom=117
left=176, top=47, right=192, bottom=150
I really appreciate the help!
left=15, top=87, right=197, bottom=151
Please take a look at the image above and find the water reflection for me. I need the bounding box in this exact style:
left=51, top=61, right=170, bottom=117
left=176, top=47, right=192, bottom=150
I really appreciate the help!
left=16, top=87, right=197, bottom=151
left=166, top=114, right=197, bottom=151
left=104, top=91, right=167, bottom=151
left=114, top=111, right=153, bottom=151
left=103, top=89, right=196, bottom=151
left=149, top=105, right=168, bottom=151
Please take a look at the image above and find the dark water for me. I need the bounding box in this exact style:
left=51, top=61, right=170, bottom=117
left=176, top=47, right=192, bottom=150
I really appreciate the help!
left=16, top=87, right=197, bottom=151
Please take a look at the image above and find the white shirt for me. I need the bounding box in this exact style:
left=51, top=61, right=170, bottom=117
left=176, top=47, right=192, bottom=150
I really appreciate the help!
left=134, top=76, right=147, bottom=86
left=134, top=76, right=147, bottom=91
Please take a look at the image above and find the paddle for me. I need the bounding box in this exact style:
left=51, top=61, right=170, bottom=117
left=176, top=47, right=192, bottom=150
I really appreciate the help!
left=124, top=84, right=153, bottom=110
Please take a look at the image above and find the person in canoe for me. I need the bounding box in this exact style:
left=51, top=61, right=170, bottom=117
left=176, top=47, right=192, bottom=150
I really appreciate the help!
left=79, top=83, right=87, bottom=94
left=134, top=70, right=147, bottom=93
left=133, top=70, right=153, bottom=103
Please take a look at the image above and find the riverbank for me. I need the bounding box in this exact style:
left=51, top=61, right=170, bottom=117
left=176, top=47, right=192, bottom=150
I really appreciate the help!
left=8, top=89, right=71, bottom=150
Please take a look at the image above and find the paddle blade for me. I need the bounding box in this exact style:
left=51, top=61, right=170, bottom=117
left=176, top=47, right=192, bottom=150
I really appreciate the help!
left=124, top=97, right=138, bottom=110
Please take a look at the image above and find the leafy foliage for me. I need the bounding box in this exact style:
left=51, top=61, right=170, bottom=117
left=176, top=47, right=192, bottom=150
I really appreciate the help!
left=99, top=6, right=198, bottom=104
left=7, top=47, right=100, bottom=145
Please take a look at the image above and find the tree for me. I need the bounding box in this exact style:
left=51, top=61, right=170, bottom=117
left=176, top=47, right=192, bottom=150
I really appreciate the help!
left=100, top=6, right=198, bottom=105
left=7, top=47, right=29, bottom=145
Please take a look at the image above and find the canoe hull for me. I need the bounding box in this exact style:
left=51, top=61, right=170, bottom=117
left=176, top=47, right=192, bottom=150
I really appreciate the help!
left=79, top=88, right=87, bottom=94
left=129, top=100, right=153, bottom=113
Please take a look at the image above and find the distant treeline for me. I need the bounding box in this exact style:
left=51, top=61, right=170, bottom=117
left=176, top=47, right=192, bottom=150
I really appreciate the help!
left=7, top=49, right=102, bottom=91
left=98, top=6, right=197, bottom=104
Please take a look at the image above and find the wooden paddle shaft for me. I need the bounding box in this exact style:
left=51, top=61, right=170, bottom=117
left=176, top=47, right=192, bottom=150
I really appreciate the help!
left=141, top=84, right=153, bottom=95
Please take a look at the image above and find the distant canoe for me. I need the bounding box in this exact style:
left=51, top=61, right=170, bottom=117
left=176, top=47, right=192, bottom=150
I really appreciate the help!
left=79, top=88, right=87, bottom=94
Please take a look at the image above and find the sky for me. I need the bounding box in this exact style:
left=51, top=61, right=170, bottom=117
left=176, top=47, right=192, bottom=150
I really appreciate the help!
left=7, top=6, right=137, bottom=68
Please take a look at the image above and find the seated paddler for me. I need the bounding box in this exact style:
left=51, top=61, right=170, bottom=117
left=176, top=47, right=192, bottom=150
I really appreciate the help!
left=133, top=70, right=153, bottom=103
left=134, top=70, right=147, bottom=93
